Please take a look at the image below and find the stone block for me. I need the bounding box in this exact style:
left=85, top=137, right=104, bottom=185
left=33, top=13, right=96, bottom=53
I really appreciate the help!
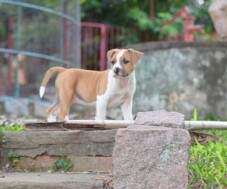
left=0, top=172, right=112, bottom=189
left=113, top=125, right=190, bottom=189
left=135, top=110, right=185, bottom=128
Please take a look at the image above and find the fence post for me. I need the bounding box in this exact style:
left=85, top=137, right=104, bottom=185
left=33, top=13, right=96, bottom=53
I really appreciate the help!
left=99, top=24, right=108, bottom=70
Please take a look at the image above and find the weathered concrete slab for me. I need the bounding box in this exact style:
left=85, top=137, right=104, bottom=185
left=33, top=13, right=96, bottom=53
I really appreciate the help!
left=1, top=130, right=116, bottom=157
left=2, top=130, right=116, bottom=148
left=6, top=155, right=112, bottom=173
left=113, top=126, right=190, bottom=189
left=1, top=130, right=116, bottom=173
left=0, top=172, right=113, bottom=189
left=135, top=110, right=185, bottom=128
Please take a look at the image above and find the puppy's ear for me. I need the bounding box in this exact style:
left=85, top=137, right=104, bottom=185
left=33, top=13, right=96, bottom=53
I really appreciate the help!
left=128, top=48, right=144, bottom=64
left=107, top=49, right=120, bottom=64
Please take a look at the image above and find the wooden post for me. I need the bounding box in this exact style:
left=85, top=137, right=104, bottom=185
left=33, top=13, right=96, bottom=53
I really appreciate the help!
left=149, top=0, right=155, bottom=19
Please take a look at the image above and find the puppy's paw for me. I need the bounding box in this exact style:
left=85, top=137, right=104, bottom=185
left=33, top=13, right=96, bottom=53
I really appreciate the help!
left=95, top=117, right=105, bottom=121
left=47, top=114, right=57, bottom=122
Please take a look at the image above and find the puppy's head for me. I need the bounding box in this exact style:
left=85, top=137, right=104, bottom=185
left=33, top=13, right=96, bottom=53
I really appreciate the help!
left=107, top=48, right=144, bottom=77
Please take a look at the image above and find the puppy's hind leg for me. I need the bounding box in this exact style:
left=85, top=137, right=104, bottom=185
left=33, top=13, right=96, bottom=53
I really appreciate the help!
left=58, top=89, right=74, bottom=122
left=47, top=103, right=58, bottom=122
left=47, top=98, right=58, bottom=122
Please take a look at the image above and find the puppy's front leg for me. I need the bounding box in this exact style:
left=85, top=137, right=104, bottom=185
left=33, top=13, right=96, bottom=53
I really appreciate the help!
left=121, top=96, right=133, bottom=120
left=95, top=96, right=108, bottom=120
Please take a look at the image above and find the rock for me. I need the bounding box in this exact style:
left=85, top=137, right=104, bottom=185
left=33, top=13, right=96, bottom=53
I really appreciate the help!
left=69, top=156, right=112, bottom=173
left=135, top=110, right=185, bottom=128
left=0, top=172, right=112, bottom=189
left=1, top=130, right=116, bottom=172
left=7, top=155, right=112, bottom=173
left=113, top=126, right=190, bottom=189
left=209, top=0, right=227, bottom=40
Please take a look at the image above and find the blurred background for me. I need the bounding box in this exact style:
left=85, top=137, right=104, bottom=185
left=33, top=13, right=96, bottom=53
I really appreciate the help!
left=0, top=0, right=227, bottom=119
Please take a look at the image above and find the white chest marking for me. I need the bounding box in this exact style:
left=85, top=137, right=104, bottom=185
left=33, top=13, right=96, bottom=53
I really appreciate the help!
left=99, top=69, right=135, bottom=107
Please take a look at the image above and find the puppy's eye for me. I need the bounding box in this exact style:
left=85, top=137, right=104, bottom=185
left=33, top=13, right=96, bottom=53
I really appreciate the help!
left=123, top=59, right=129, bottom=64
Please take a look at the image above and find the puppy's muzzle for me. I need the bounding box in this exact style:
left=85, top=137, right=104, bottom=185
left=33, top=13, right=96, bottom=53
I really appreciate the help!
left=114, top=67, right=120, bottom=75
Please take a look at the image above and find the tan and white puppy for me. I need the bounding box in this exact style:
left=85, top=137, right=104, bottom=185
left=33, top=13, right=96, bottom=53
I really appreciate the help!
left=39, top=48, right=143, bottom=122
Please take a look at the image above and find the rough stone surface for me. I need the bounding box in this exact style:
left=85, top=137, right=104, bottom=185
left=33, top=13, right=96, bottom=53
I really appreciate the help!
left=209, top=0, right=227, bottom=39
left=135, top=110, right=185, bottom=128
left=1, top=130, right=116, bottom=172
left=69, top=156, right=112, bottom=173
left=2, top=130, right=116, bottom=157
left=7, top=155, right=112, bottom=173
left=133, top=42, right=227, bottom=118
left=113, top=126, right=190, bottom=189
left=0, top=172, right=113, bottom=189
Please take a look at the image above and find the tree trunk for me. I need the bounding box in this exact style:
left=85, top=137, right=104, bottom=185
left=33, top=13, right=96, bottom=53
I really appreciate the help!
left=149, top=0, right=155, bottom=19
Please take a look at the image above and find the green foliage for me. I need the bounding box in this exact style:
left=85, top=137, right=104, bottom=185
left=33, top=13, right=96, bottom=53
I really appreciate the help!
left=127, top=7, right=152, bottom=31
left=81, top=0, right=214, bottom=43
left=0, top=124, right=25, bottom=133
left=53, top=158, right=73, bottom=172
left=189, top=141, right=227, bottom=188
left=191, top=108, right=199, bottom=121
left=150, top=12, right=183, bottom=39
left=204, top=112, right=222, bottom=121
left=190, top=0, right=213, bottom=34
left=156, top=0, right=187, bottom=13
left=7, top=152, right=21, bottom=167
left=189, top=109, right=227, bottom=188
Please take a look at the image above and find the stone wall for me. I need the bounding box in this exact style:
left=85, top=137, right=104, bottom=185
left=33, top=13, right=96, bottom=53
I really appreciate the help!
left=1, top=42, right=227, bottom=120
left=0, top=110, right=190, bottom=189
left=133, top=42, right=227, bottom=118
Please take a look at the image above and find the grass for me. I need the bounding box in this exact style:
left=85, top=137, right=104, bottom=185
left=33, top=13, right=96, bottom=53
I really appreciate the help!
left=188, top=109, right=227, bottom=188
left=0, top=124, right=25, bottom=133
left=189, top=140, right=227, bottom=188
left=53, top=158, right=73, bottom=172
left=7, top=151, right=22, bottom=168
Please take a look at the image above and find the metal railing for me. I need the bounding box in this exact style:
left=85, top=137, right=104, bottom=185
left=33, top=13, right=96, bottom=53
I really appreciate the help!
left=0, top=0, right=77, bottom=24
left=0, top=0, right=80, bottom=96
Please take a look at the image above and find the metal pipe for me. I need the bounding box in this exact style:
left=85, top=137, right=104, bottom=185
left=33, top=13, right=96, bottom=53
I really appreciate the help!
left=0, top=0, right=76, bottom=24
left=24, top=120, right=227, bottom=130
left=0, top=48, right=71, bottom=65
left=66, top=120, right=134, bottom=128
left=14, top=6, right=22, bottom=97
left=184, top=121, right=227, bottom=130
left=66, top=120, right=227, bottom=130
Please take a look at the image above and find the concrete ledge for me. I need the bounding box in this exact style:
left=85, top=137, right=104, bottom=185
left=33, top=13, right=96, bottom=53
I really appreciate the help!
left=2, top=130, right=116, bottom=156
left=0, top=172, right=113, bottom=189
left=1, top=130, right=116, bottom=173
left=7, top=155, right=112, bottom=173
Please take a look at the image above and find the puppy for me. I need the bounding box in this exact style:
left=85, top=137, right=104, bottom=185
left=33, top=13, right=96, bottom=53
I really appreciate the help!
left=39, top=48, right=143, bottom=122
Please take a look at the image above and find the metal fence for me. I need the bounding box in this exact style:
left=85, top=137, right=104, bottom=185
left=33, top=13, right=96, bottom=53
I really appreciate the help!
left=0, top=0, right=80, bottom=96
left=0, top=0, right=124, bottom=97
left=81, top=22, right=124, bottom=70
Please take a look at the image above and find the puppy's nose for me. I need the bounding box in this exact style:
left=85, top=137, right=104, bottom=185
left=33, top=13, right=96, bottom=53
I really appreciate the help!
left=114, top=67, right=120, bottom=74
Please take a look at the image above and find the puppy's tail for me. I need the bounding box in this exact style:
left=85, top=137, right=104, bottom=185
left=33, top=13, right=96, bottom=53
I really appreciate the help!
left=39, top=67, right=65, bottom=98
